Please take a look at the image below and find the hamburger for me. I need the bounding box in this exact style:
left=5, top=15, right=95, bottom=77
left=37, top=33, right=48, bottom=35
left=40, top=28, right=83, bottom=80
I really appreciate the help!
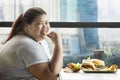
left=91, top=59, right=105, bottom=68
left=81, top=62, right=96, bottom=71
left=81, top=58, right=105, bottom=71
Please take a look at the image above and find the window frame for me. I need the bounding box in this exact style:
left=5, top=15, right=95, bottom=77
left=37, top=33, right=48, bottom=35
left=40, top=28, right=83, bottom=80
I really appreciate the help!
left=0, top=22, right=120, bottom=28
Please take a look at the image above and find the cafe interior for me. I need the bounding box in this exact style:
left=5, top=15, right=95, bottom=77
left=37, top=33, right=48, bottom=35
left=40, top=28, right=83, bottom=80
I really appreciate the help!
left=0, top=0, right=120, bottom=80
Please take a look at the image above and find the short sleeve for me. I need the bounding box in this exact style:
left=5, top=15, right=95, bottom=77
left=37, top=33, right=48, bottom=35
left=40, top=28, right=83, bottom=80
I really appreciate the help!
left=17, top=42, right=51, bottom=68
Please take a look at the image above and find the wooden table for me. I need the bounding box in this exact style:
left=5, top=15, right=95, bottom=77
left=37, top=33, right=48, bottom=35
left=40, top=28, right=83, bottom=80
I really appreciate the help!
left=59, top=69, right=120, bottom=80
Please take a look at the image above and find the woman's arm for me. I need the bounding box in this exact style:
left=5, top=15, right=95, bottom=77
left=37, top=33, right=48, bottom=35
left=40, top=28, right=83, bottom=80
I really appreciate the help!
left=27, top=32, right=63, bottom=80
left=27, top=62, right=58, bottom=80
left=48, top=32, right=63, bottom=74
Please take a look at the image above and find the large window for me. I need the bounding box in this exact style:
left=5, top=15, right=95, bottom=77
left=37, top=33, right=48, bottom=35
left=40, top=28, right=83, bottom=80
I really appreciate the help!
left=0, top=0, right=120, bottom=22
left=0, top=0, right=120, bottom=68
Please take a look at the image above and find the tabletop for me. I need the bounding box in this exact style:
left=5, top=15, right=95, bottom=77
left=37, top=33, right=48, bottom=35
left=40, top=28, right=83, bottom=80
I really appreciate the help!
left=59, top=69, right=120, bottom=80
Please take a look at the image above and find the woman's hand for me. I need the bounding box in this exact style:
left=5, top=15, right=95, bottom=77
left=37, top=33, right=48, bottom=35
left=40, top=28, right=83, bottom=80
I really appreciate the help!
left=47, top=32, right=62, bottom=45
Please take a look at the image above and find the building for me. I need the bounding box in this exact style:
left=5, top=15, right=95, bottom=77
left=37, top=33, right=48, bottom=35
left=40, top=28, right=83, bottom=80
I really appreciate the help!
left=60, top=0, right=99, bottom=54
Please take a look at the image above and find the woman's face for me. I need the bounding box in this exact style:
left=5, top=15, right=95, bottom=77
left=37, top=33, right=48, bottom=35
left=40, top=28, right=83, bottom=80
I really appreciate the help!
left=25, top=14, right=50, bottom=41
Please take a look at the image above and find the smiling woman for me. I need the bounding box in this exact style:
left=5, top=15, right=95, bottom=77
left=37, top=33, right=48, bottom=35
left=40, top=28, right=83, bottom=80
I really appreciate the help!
left=0, top=7, right=63, bottom=80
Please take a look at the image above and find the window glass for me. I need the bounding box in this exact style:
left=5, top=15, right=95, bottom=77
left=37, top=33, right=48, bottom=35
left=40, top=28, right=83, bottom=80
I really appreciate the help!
left=0, top=0, right=120, bottom=22
left=0, top=0, right=60, bottom=21
left=1, top=27, right=120, bottom=68
left=0, top=28, right=10, bottom=47
left=98, top=0, right=120, bottom=22
left=57, top=28, right=120, bottom=67
left=0, top=0, right=120, bottom=68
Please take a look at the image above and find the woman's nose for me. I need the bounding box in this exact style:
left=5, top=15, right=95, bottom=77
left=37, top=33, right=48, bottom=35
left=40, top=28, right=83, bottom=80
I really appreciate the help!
left=42, top=24, right=48, bottom=29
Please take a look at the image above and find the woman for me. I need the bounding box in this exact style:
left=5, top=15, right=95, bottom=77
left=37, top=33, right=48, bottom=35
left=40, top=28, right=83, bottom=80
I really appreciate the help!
left=0, top=7, right=63, bottom=80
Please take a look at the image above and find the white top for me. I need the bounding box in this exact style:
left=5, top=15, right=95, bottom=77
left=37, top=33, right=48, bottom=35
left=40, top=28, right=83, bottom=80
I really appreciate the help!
left=59, top=69, right=120, bottom=80
left=0, top=35, right=51, bottom=80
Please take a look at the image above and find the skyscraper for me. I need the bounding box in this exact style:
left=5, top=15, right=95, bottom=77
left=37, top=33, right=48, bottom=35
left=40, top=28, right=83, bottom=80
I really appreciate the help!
left=60, top=0, right=99, bottom=54
left=77, top=0, right=99, bottom=49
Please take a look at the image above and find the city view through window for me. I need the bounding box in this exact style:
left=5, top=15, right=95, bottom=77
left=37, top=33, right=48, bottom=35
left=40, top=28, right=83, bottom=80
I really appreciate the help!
left=0, top=0, right=120, bottom=68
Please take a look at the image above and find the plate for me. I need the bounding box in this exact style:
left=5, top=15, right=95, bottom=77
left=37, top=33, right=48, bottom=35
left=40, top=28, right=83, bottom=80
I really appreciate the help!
left=83, top=70, right=116, bottom=73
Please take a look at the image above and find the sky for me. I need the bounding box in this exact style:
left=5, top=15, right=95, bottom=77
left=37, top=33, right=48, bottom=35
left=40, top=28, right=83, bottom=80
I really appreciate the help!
left=98, top=28, right=120, bottom=42
left=98, top=0, right=120, bottom=41
left=98, top=0, right=120, bottom=22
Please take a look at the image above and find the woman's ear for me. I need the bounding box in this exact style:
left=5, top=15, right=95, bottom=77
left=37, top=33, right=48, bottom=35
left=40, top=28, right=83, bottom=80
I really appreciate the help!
left=24, top=23, right=29, bottom=33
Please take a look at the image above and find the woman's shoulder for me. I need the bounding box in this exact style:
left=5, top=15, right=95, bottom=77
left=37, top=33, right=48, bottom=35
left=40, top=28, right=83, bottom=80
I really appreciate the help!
left=13, top=35, right=38, bottom=46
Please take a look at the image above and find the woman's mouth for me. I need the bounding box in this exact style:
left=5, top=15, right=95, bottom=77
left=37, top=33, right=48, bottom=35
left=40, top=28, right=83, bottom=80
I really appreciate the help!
left=40, top=31, right=47, bottom=35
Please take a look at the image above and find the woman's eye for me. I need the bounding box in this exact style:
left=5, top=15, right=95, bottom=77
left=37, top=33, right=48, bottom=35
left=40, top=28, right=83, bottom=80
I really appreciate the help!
left=38, top=23, right=42, bottom=25
left=45, top=22, right=49, bottom=25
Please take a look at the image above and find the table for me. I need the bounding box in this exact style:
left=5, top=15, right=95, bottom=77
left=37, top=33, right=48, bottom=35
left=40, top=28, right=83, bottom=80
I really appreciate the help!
left=59, top=69, right=120, bottom=80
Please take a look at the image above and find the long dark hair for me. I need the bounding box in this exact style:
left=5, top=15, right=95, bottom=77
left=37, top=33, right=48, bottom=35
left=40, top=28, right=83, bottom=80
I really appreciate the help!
left=5, top=7, right=46, bottom=43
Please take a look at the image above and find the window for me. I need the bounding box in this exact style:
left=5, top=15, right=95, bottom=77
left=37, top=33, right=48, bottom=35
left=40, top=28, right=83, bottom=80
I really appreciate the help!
left=0, top=0, right=120, bottom=22
left=0, top=0, right=60, bottom=21
left=0, top=0, right=120, bottom=68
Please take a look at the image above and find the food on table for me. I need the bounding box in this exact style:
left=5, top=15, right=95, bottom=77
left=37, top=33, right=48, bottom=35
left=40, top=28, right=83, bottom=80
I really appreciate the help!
left=98, top=64, right=118, bottom=72
left=82, top=56, right=105, bottom=67
left=86, top=56, right=91, bottom=60
left=81, top=58, right=105, bottom=71
left=81, top=57, right=118, bottom=72
left=63, top=56, right=118, bottom=73
left=63, top=67, right=73, bottom=73
left=80, top=62, right=96, bottom=71
left=63, top=63, right=80, bottom=72
left=91, top=59, right=105, bottom=67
